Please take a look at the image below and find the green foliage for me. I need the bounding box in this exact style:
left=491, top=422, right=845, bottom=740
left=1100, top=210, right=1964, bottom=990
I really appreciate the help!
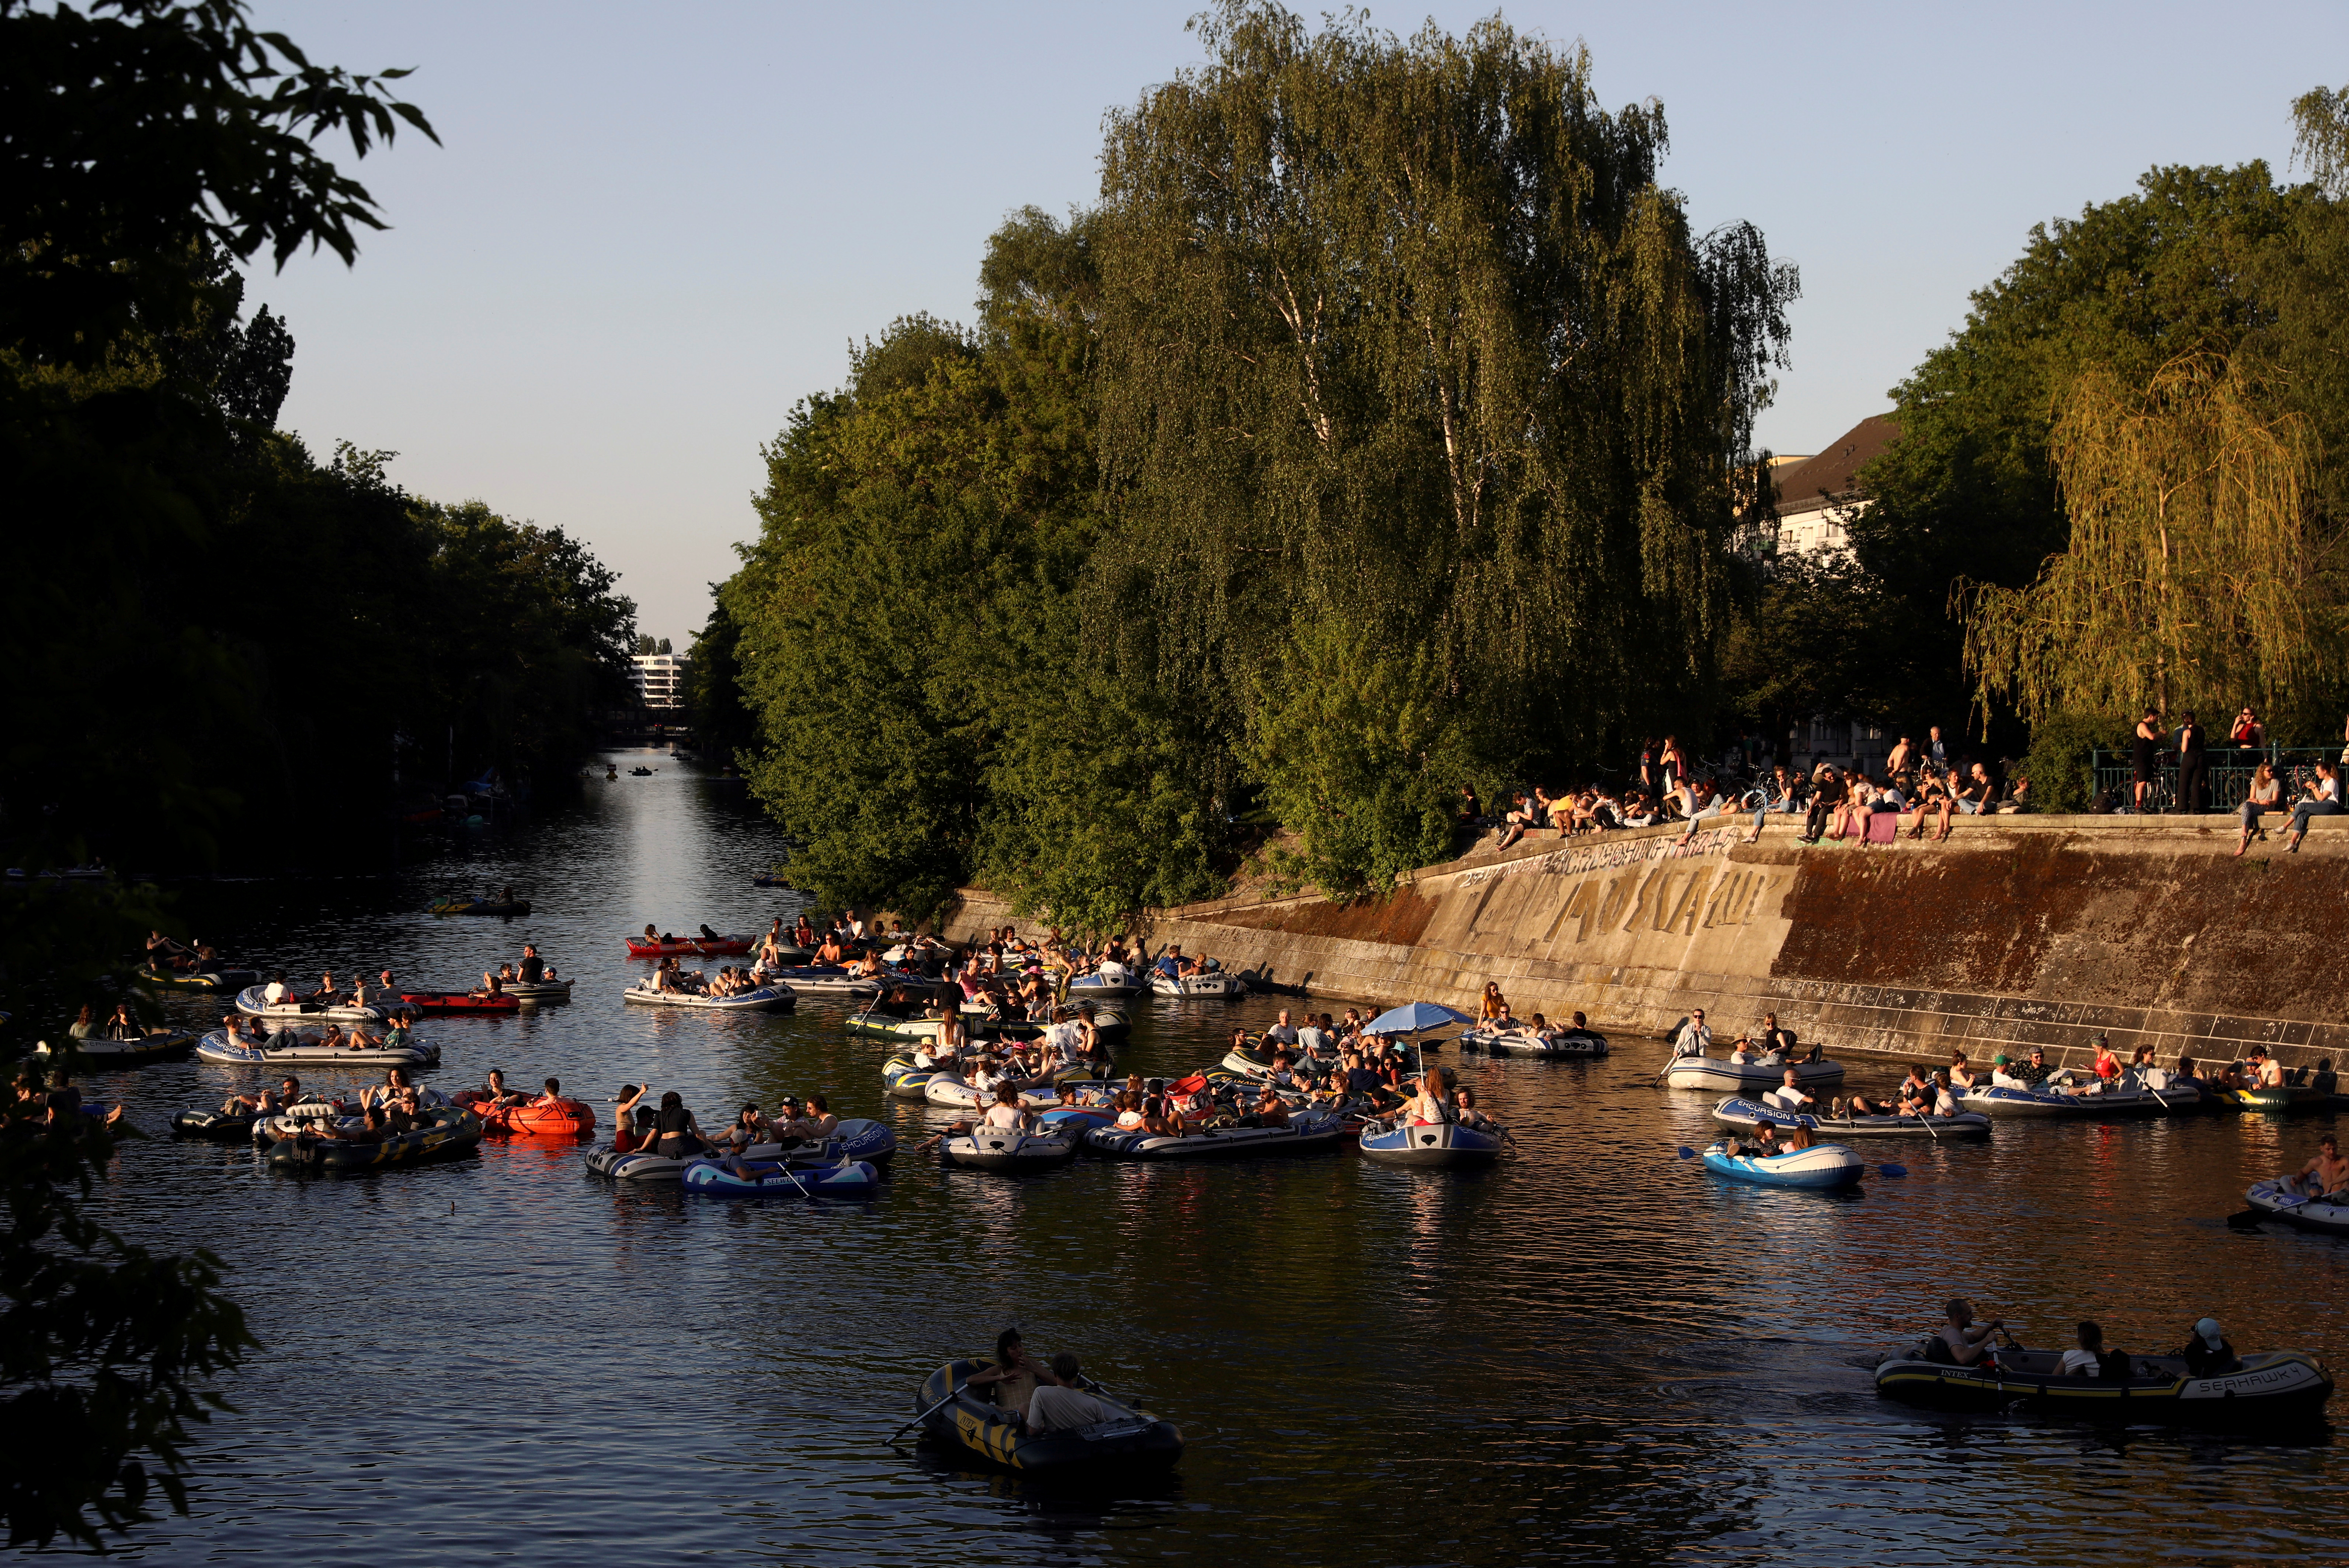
left=2015, top=709, right=2126, bottom=813
left=1090, top=3, right=1796, bottom=800
left=1718, top=554, right=1947, bottom=745
left=1, top=0, right=437, bottom=366
left=686, top=588, right=756, bottom=764
left=1243, top=618, right=1456, bottom=897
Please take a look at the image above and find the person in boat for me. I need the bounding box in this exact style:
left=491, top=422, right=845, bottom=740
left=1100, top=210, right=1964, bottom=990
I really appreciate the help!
left=1671, top=1009, right=1712, bottom=1056
left=961, top=1328, right=1066, bottom=1419
left=1755, top=1012, right=1796, bottom=1058
left=610, top=1086, right=649, bottom=1153
left=1723, top=1121, right=1782, bottom=1159
left=1726, top=1034, right=1756, bottom=1064
left=2249, top=1048, right=2288, bottom=1090
left=263, top=971, right=291, bottom=1006
left=2180, top=1318, right=2240, bottom=1377
left=2290, top=1134, right=2349, bottom=1197
left=476, top=970, right=508, bottom=999
left=645, top=1091, right=713, bottom=1158
left=530, top=1077, right=569, bottom=1109
left=1404, top=1068, right=1456, bottom=1127
left=479, top=1069, right=528, bottom=1108
left=518, top=945, right=545, bottom=984
left=1932, top=1299, right=2004, bottom=1367
left=1454, top=1087, right=1496, bottom=1131
left=2012, top=1047, right=2054, bottom=1090
left=100, top=1001, right=141, bottom=1040
left=312, top=1106, right=389, bottom=1145
left=1946, top=1051, right=1978, bottom=1091
left=792, top=914, right=817, bottom=949
left=2090, top=1033, right=2122, bottom=1082
left=382, top=1015, right=416, bottom=1055
left=1891, top=1065, right=1933, bottom=1116
left=716, top=1102, right=772, bottom=1152
left=361, top=1067, right=415, bottom=1110
left=1769, top=1068, right=1815, bottom=1114
left=66, top=1004, right=97, bottom=1041
left=813, top=932, right=847, bottom=967
left=227, top=1075, right=303, bottom=1116
left=799, top=1094, right=839, bottom=1140
left=2060, top=1321, right=2120, bottom=1378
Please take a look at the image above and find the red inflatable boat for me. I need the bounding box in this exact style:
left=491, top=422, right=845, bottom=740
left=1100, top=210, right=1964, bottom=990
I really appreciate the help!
left=451, top=1091, right=596, bottom=1138
left=625, top=934, right=751, bottom=957
left=400, top=991, right=522, bottom=1015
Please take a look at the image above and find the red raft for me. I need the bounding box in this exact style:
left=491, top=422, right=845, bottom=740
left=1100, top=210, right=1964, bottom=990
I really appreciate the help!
left=451, top=1091, right=596, bottom=1138
left=624, top=934, right=751, bottom=957
left=400, top=991, right=522, bottom=1015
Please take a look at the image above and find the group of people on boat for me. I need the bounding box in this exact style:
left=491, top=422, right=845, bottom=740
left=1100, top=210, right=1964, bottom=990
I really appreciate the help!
left=142, top=930, right=226, bottom=975
left=1929, top=1299, right=2242, bottom=1378
left=67, top=1001, right=153, bottom=1041
left=961, top=1328, right=1124, bottom=1434
left=609, top=1085, right=838, bottom=1168
left=646, top=956, right=768, bottom=998
left=477, top=945, right=557, bottom=996
left=218, top=1009, right=417, bottom=1055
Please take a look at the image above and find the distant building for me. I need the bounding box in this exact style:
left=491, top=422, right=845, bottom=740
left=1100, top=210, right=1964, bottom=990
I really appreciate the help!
left=632, top=653, right=690, bottom=710
left=1768, top=414, right=1900, bottom=561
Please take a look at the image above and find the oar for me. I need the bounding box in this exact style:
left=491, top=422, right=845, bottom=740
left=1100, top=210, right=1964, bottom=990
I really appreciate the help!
left=890, top=1386, right=963, bottom=1442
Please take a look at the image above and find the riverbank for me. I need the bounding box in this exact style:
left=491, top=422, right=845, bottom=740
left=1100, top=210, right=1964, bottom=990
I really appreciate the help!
left=944, top=813, right=2349, bottom=1073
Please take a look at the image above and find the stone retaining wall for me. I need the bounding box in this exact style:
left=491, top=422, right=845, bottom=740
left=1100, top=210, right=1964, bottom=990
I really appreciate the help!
left=939, top=815, right=2349, bottom=1073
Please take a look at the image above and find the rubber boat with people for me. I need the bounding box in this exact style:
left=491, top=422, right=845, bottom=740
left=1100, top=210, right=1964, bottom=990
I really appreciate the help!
left=1713, top=1095, right=1991, bottom=1139
left=1874, top=1335, right=2334, bottom=1422
left=753, top=964, right=879, bottom=997
left=2217, top=1084, right=2329, bottom=1114
left=681, top=1158, right=881, bottom=1198
left=234, top=985, right=413, bottom=1024
left=172, top=1095, right=379, bottom=1140
left=1959, top=1068, right=2198, bottom=1118
left=921, top=1071, right=1109, bottom=1111
left=38, top=1029, right=196, bottom=1065
left=751, top=871, right=792, bottom=888
left=1067, top=962, right=1142, bottom=1002
left=2242, top=1179, right=2349, bottom=1233
left=1147, top=969, right=1246, bottom=999
left=883, top=1054, right=943, bottom=1099
left=452, top=1091, right=596, bottom=1138
left=1663, top=1050, right=1844, bottom=1092
left=138, top=965, right=259, bottom=992
left=1358, top=1117, right=1505, bottom=1168
left=585, top=1118, right=898, bottom=1181
left=626, top=932, right=751, bottom=957
left=1697, top=1139, right=1865, bottom=1190
left=399, top=990, right=521, bottom=1015
left=913, top=1359, right=1182, bottom=1475
left=1460, top=1025, right=1608, bottom=1058
left=939, top=1125, right=1080, bottom=1174
left=621, top=981, right=795, bottom=1012
left=257, top=1104, right=484, bottom=1172
left=430, top=897, right=531, bottom=916
left=1083, top=1106, right=1350, bottom=1160
left=195, top=1026, right=441, bottom=1067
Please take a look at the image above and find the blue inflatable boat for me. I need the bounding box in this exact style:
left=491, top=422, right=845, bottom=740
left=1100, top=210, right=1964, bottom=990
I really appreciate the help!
left=681, top=1158, right=881, bottom=1198
left=1699, top=1139, right=1865, bottom=1190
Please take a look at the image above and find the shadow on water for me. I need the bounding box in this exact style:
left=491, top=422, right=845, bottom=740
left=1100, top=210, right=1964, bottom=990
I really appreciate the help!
left=53, top=751, right=2349, bottom=1564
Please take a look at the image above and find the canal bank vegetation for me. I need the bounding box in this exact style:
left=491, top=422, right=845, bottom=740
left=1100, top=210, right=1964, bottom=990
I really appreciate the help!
left=720, top=2, right=1799, bottom=925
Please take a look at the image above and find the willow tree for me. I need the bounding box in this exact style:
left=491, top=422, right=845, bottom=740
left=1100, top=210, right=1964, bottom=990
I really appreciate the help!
left=1087, top=3, right=1795, bottom=887
left=1958, top=354, right=2326, bottom=725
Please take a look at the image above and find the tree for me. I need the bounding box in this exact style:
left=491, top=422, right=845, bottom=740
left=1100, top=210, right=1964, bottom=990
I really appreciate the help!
left=1089, top=2, right=1794, bottom=886
left=1958, top=354, right=2330, bottom=724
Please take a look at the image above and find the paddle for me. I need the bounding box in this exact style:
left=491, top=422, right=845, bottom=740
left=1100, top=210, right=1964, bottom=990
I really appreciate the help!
left=890, top=1387, right=963, bottom=1442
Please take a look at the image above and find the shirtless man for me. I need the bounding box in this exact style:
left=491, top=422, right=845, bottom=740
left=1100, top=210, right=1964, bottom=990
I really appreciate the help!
left=2291, top=1134, right=2349, bottom=1198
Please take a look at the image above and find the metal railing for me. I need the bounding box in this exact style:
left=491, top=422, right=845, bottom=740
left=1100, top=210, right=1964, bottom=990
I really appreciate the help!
left=2089, top=745, right=2343, bottom=814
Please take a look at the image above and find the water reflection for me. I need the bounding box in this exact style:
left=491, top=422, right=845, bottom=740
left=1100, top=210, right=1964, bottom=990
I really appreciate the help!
left=54, top=751, right=2349, bottom=1562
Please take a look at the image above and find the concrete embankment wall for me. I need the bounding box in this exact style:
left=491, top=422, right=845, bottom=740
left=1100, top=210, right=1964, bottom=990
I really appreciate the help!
left=941, top=816, right=2349, bottom=1074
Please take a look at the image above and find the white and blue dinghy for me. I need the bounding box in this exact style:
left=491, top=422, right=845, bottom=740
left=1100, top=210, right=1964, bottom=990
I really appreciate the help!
left=1696, top=1139, right=1865, bottom=1190
left=1713, top=1095, right=1991, bottom=1140
left=1358, top=1118, right=1504, bottom=1169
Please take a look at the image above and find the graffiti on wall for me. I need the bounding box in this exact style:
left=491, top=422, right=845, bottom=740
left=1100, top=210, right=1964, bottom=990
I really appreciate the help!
left=1452, top=825, right=1745, bottom=890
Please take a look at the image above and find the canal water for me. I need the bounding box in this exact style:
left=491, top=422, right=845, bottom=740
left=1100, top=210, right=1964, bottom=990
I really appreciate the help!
left=52, top=752, right=2349, bottom=1564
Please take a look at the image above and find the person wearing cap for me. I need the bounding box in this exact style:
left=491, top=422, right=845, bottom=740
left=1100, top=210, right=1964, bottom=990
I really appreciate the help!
left=2179, top=1318, right=2239, bottom=1377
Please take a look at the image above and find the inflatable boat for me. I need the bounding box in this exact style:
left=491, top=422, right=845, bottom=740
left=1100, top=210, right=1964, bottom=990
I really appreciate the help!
left=233, top=985, right=412, bottom=1024
left=625, top=933, right=751, bottom=957
left=1663, top=1052, right=1845, bottom=1092
left=914, top=1359, right=1182, bottom=1475
left=1960, top=1074, right=2192, bottom=1118
left=1083, top=1108, right=1349, bottom=1160
left=399, top=990, right=521, bottom=1015
left=681, top=1158, right=880, bottom=1198
left=752, top=964, right=878, bottom=996
left=1713, top=1095, right=1991, bottom=1139
left=1697, top=1140, right=1865, bottom=1190
left=621, top=982, right=794, bottom=1012
left=939, top=1127, right=1080, bottom=1174
left=1147, top=970, right=1245, bottom=999
left=1358, top=1118, right=1504, bottom=1168
left=1068, top=964, right=1142, bottom=1002
left=1460, top=1026, right=1608, bottom=1058
left=1874, top=1339, right=2334, bottom=1422
left=430, top=898, right=531, bottom=917
left=260, top=1105, right=483, bottom=1172
left=922, top=1072, right=1059, bottom=1111
left=452, top=1091, right=596, bottom=1138
left=883, top=1054, right=943, bottom=1099
left=138, top=966, right=258, bottom=992
left=843, top=1009, right=950, bottom=1043
left=195, top=1027, right=440, bottom=1068
left=2242, top=1179, right=2349, bottom=1233
left=170, top=1106, right=261, bottom=1140
left=38, top=1029, right=196, bottom=1065
left=502, top=977, right=574, bottom=1002
left=2218, top=1084, right=2329, bottom=1114
left=587, top=1119, right=896, bottom=1181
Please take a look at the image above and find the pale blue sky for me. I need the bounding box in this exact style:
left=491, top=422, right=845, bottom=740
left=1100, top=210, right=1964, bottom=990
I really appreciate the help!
left=247, top=1, right=2349, bottom=642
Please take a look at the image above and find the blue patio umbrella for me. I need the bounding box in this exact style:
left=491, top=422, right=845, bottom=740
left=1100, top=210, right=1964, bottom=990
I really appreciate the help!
left=1363, top=1001, right=1473, bottom=1036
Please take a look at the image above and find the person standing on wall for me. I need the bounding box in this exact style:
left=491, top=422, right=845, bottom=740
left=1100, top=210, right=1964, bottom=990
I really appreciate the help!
left=2132, top=707, right=2161, bottom=814
left=2175, top=712, right=2208, bottom=814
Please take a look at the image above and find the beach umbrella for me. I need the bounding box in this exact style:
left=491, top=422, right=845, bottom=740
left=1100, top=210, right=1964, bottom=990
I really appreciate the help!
left=1363, top=1002, right=1473, bottom=1036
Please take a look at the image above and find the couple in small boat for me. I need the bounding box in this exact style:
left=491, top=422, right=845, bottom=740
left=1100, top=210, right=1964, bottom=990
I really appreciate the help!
left=962, top=1329, right=1124, bottom=1435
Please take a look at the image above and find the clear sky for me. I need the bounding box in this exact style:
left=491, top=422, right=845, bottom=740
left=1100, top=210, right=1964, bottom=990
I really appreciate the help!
left=246, top=1, right=2349, bottom=644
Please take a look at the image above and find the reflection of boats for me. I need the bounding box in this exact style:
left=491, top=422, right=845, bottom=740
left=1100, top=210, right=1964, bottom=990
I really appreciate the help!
left=2243, top=1179, right=2349, bottom=1233
left=1358, top=1119, right=1503, bottom=1168
left=1874, top=1340, right=2334, bottom=1423
left=914, top=1359, right=1182, bottom=1475
left=1664, top=1053, right=1844, bottom=1091
left=1713, top=1096, right=1991, bottom=1139
left=1461, top=1026, right=1607, bottom=1058
left=1698, top=1140, right=1864, bottom=1190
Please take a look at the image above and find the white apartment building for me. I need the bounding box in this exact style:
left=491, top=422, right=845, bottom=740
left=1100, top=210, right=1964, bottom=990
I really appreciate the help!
left=632, top=653, right=691, bottom=710
left=1768, top=414, right=1898, bottom=561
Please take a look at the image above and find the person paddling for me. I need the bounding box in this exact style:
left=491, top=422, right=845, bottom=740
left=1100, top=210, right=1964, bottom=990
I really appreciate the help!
left=1933, top=1298, right=2004, bottom=1367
